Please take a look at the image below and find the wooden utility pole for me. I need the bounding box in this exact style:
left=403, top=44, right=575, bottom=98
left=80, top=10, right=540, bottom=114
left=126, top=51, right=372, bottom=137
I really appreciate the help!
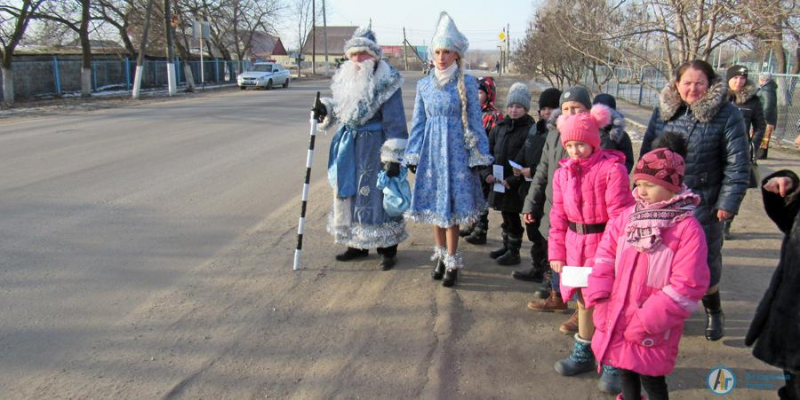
left=132, top=0, right=155, bottom=99
left=311, top=0, right=316, bottom=75
left=403, top=27, right=409, bottom=71
left=322, top=0, right=329, bottom=75
left=164, top=0, right=177, bottom=95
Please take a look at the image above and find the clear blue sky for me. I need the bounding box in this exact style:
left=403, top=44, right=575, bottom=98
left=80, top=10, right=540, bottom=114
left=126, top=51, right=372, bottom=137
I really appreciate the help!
left=278, top=0, right=537, bottom=51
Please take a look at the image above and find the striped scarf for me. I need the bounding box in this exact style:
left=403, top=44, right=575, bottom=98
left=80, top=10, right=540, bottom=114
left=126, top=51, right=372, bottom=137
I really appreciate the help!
left=625, top=188, right=700, bottom=252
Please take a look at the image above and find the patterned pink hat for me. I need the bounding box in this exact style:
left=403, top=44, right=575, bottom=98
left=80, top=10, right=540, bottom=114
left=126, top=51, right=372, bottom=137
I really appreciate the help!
left=633, top=148, right=686, bottom=193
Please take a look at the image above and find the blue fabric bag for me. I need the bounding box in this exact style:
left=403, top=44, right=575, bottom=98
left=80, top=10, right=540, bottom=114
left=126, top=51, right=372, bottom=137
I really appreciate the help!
left=376, top=168, right=411, bottom=217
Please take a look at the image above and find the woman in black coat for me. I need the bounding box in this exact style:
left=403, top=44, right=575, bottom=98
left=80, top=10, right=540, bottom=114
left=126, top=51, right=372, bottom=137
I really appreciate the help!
left=746, top=169, right=800, bottom=400
left=725, top=65, right=767, bottom=238
left=640, top=60, right=750, bottom=342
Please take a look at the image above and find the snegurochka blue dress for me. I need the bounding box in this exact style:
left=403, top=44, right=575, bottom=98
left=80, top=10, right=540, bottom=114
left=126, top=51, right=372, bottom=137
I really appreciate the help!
left=404, top=71, right=493, bottom=228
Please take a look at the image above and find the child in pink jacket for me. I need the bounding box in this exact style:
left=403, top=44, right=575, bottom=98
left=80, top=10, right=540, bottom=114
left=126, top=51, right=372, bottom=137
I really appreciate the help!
left=585, top=134, right=710, bottom=400
left=549, top=104, right=634, bottom=389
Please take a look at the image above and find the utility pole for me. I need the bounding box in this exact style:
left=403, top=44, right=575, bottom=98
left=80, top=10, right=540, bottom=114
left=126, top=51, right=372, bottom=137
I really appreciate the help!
left=312, top=0, right=316, bottom=75
left=403, top=27, right=409, bottom=71
left=506, top=23, right=510, bottom=74
left=322, top=0, right=329, bottom=76
left=164, top=0, right=177, bottom=95
left=132, top=0, right=155, bottom=99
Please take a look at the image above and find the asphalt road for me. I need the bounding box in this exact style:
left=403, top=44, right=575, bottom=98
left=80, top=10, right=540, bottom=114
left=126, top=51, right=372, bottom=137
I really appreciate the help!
left=0, top=72, right=792, bottom=399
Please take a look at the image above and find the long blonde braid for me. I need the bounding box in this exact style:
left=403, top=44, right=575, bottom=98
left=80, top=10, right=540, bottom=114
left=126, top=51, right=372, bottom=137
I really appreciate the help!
left=456, top=57, right=469, bottom=135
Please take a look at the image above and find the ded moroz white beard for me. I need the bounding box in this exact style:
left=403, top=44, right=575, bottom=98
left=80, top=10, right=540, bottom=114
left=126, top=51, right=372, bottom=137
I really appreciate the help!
left=331, top=58, right=376, bottom=124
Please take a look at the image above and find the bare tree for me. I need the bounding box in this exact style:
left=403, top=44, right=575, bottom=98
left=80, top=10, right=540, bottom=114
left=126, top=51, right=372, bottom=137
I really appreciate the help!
left=293, top=0, right=314, bottom=77
left=95, top=0, right=138, bottom=57
left=33, top=0, right=98, bottom=97
left=0, top=0, right=45, bottom=103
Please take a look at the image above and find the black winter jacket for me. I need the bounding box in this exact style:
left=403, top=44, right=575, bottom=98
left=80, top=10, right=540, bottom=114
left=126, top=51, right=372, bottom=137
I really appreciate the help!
left=746, top=170, right=800, bottom=372
left=730, top=83, right=767, bottom=150
left=757, top=80, right=778, bottom=126
left=641, top=83, right=750, bottom=221
left=514, top=118, right=549, bottom=203
left=486, top=114, right=535, bottom=213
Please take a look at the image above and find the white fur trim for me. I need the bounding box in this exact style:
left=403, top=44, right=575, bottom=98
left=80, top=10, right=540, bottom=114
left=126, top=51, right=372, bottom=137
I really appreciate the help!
left=380, top=138, right=408, bottom=163
left=344, top=46, right=380, bottom=59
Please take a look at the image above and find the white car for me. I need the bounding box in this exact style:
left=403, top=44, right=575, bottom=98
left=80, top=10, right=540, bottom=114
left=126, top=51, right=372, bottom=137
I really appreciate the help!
left=237, top=63, right=290, bottom=90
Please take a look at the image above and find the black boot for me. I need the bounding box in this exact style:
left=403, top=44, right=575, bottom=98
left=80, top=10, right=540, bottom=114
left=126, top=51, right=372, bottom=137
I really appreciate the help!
left=533, top=270, right=552, bottom=299
left=465, top=227, right=487, bottom=245
left=703, top=292, right=725, bottom=341
left=513, top=242, right=546, bottom=281
left=442, top=252, right=462, bottom=287
left=431, top=247, right=446, bottom=280
left=490, top=232, right=509, bottom=259
left=335, top=247, right=369, bottom=261
left=512, top=262, right=545, bottom=282
left=442, top=268, right=458, bottom=287
left=377, top=245, right=397, bottom=271
left=459, top=224, right=474, bottom=237
left=497, top=234, right=522, bottom=266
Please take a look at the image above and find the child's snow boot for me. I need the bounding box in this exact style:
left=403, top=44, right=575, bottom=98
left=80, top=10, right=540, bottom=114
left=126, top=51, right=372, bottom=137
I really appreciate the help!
left=554, top=334, right=596, bottom=376
left=598, top=365, right=622, bottom=394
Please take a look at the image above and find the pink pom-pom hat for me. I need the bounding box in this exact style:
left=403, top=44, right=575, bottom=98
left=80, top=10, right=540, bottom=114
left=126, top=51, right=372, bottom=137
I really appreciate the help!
left=557, top=104, right=612, bottom=150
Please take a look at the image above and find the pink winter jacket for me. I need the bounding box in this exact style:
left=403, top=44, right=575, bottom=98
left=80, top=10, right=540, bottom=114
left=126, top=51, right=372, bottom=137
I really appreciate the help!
left=584, top=201, right=710, bottom=377
left=548, top=149, right=634, bottom=301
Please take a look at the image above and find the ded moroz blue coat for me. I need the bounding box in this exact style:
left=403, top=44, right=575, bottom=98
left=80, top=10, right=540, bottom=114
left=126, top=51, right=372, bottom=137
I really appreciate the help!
left=319, top=59, right=409, bottom=249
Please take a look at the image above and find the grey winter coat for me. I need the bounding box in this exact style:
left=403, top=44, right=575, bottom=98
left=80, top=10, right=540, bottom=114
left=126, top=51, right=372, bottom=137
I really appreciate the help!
left=641, top=82, right=750, bottom=286
left=757, top=80, right=778, bottom=126
left=746, top=170, right=800, bottom=372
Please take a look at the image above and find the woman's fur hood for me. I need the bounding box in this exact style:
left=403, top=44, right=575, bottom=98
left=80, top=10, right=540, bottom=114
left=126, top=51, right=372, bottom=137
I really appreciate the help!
left=729, top=82, right=759, bottom=105
left=659, top=82, right=728, bottom=123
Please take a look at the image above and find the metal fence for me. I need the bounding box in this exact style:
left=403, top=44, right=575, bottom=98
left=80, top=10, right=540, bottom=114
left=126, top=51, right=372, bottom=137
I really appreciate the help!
left=581, top=66, right=800, bottom=148
left=0, top=57, right=257, bottom=101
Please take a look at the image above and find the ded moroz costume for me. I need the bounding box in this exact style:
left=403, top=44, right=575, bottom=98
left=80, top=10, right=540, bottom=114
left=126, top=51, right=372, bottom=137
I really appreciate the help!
left=316, top=28, right=409, bottom=270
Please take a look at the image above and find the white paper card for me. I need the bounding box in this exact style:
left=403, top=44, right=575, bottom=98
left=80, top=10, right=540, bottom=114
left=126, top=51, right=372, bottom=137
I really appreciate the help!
left=561, top=266, right=592, bottom=288
left=492, top=164, right=505, bottom=193
left=508, top=160, right=533, bottom=182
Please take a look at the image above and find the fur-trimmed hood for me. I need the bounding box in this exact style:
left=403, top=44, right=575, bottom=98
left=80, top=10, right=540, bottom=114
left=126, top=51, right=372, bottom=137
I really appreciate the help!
left=659, top=82, right=728, bottom=123
left=546, top=108, right=562, bottom=131
left=601, top=107, right=626, bottom=143
left=729, top=83, right=759, bottom=105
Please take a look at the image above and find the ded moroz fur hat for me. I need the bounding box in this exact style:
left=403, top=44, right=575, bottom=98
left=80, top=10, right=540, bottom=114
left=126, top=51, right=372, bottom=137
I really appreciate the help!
left=344, top=27, right=383, bottom=59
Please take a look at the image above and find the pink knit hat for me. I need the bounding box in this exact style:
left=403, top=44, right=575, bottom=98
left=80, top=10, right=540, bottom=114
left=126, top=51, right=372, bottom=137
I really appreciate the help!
left=633, top=148, right=686, bottom=193
left=557, top=104, right=612, bottom=150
